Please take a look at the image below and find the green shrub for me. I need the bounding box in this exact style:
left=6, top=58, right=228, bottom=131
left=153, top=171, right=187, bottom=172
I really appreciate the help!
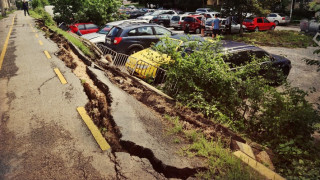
left=31, top=0, right=49, bottom=9
left=154, top=36, right=320, bottom=178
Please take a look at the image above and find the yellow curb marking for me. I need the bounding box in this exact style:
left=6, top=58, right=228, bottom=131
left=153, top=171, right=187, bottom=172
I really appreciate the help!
left=44, top=50, right=51, bottom=59
left=53, top=68, right=67, bottom=85
left=39, top=40, right=43, bottom=46
left=233, top=151, right=285, bottom=180
left=0, top=14, right=16, bottom=70
left=32, top=29, right=36, bottom=32
left=77, top=107, right=111, bottom=151
left=35, top=33, right=39, bottom=38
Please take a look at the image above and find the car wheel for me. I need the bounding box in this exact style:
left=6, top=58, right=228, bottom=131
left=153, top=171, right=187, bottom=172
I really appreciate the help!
left=254, top=27, right=259, bottom=32
left=270, top=26, right=275, bottom=31
left=195, top=28, right=201, bottom=34
left=274, top=20, right=279, bottom=26
left=128, top=47, right=142, bottom=55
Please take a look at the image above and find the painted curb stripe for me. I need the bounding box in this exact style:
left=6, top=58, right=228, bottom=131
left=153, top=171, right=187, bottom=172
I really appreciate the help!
left=44, top=50, right=51, bottom=59
left=35, top=33, right=39, bottom=38
left=0, top=14, right=16, bottom=70
left=233, top=151, right=285, bottom=180
left=39, top=40, right=43, bottom=46
left=77, top=107, right=111, bottom=151
left=53, top=68, right=67, bottom=85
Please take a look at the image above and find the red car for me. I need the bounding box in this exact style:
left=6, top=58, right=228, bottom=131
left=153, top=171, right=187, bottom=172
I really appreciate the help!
left=69, top=23, right=99, bottom=35
left=183, top=15, right=202, bottom=34
left=242, top=17, right=276, bottom=32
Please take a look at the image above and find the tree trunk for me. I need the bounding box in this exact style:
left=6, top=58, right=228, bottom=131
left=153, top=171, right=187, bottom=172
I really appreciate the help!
left=1, top=0, right=7, bottom=16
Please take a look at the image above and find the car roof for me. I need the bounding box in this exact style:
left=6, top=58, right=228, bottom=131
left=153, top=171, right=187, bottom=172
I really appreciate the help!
left=115, top=23, right=162, bottom=29
left=171, top=34, right=205, bottom=41
left=187, top=15, right=202, bottom=18
left=221, top=40, right=263, bottom=52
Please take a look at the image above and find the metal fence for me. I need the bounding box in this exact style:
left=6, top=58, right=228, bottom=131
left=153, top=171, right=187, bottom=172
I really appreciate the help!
left=96, top=44, right=167, bottom=84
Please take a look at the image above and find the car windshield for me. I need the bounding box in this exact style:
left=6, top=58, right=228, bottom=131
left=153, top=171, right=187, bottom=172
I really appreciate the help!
left=244, top=18, right=253, bottom=22
left=98, top=25, right=113, bottom=34
left=152, top=38, right=182, bottom=50
left=171, top=16, right=180, bottom=21
left=184, top=17, right=194, bottom=22
left=107, top=27, right=121, bottom=37
left=151, top=11, right=164, bottom=16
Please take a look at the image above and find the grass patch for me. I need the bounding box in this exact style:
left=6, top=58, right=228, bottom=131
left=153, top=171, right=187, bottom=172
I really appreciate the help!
left=0, top=10, right=16, bottom=20
left=29, top=10, right=93, bottom=57
left=164, top=115, right=262, bottom=179
left=223, top=30, right=314, bottom=48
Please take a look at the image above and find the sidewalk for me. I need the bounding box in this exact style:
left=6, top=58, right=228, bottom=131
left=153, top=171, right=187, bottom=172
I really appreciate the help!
left=0, top=11, right=116, bottom=179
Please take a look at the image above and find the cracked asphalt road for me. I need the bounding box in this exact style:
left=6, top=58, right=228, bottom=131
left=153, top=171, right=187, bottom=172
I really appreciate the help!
left=0, top=11, right=118, bottom=179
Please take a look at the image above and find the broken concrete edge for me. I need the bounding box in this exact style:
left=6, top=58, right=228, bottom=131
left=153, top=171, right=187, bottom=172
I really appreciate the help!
left=132, top=76, right=174, bottom=100
left=233, top=151, right=285, bottom=180
left=67, top=41, right=92, bottom=67
left=77, top=107, right=111, bottom=151
left=86, top=66, right=209, bottom=178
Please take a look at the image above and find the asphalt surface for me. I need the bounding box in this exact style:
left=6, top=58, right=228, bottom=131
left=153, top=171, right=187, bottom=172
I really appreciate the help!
left=0, top=11, right=117, bottom=179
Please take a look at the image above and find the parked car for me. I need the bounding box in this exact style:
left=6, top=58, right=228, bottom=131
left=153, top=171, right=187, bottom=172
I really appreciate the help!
left=183, top=15, right=202, bottom=34
left=127, top=10, right=147, bottom=19
left=196, top=8, right=214, bottom=14
left=126, top=35, right=291, bottom=82
left=205, top=18, right=246, bottom=35
left=300, top=19, right=320, bottom=35
left=266, top=13, right=290, bottom=25
left=69, top=23, right=99, bottom=35
left=170, top=15, right=188, bottom=29
left=204, top=12, right=221, bottom=18
left=105, top=24, right=175, bottom=55
left=150, top=15, right=172, bottom=27
left=137, top=10, right=178, bottom=22
left=82, top=20, right=148, bottom=44
left=242, top=17, right=276, bottom=31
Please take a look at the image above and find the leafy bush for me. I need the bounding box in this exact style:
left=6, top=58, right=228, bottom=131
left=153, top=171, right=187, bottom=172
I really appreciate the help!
left=31, top=0, right=49, bottom=9
left=154, top=36, right=320, bottom=178
left=34, top=7, right=54, bottom=26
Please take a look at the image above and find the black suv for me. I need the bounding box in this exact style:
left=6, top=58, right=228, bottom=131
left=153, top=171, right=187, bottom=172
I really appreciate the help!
left=105, top=23, right=175, bottom=55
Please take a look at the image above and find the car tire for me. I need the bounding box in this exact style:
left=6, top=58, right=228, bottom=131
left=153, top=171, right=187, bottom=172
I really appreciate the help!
left=270, top=26, right=275, bottom=31
left=254, top=27, right=259, bottom=32
left=274, top=20, right=279, bottom=26
left=128, top=47, right=142, bottom=55
left=195, top=28, right=201, bottom=34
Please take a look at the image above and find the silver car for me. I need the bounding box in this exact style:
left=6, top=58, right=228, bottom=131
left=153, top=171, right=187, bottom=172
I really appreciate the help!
left=205, top=18, right=246, bottom=35
left=170, top=15, right=187, bottom=29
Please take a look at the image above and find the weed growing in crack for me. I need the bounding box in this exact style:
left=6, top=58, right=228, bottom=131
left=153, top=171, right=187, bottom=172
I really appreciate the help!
left=164, top=115, right=183, bottom=134
left=80, top=79, right=86, bottom=84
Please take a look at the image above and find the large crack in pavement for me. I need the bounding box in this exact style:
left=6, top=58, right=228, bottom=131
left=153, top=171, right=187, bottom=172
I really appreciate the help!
left=36, top=19, right=208, bottom=179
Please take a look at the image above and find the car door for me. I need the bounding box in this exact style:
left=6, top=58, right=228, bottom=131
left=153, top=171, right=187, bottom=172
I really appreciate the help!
left=135, top=26, right=156, bottom=48
left=263, top=18, right=272, bottom=30
left=77, top=24, right=86, bottom=34
left=231, top=21, right=239, bottom=33
left=85, top=24, right=99, bottom=34
left=256, top=18, right=264, bottom=30
left=153, top=26, right=172, bottom=42
left=267, top=13, right=276, bottom=23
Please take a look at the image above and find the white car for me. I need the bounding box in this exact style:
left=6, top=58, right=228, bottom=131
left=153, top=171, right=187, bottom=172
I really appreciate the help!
left=266, top=13, right=290, bottom=25
left=204, top=12, right=220, bottom=18
left=195, top=8, right=214, bottom=14
left=170, top=15, right=188, bottom=29
left=137, top=10, right=177, bottom=22
left=82, top=19, right=148, bottom=44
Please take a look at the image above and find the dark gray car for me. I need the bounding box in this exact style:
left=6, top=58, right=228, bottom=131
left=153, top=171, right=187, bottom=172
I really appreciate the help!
left=105, top=23, right=174, bottom=55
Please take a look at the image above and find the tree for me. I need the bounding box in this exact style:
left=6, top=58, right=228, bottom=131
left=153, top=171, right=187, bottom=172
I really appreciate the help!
left=51, top=0, right=122, bottom=26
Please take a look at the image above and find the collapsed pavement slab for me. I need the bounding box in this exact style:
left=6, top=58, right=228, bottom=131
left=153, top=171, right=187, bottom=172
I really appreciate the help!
left=87, top=66, right=206, bottom=178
